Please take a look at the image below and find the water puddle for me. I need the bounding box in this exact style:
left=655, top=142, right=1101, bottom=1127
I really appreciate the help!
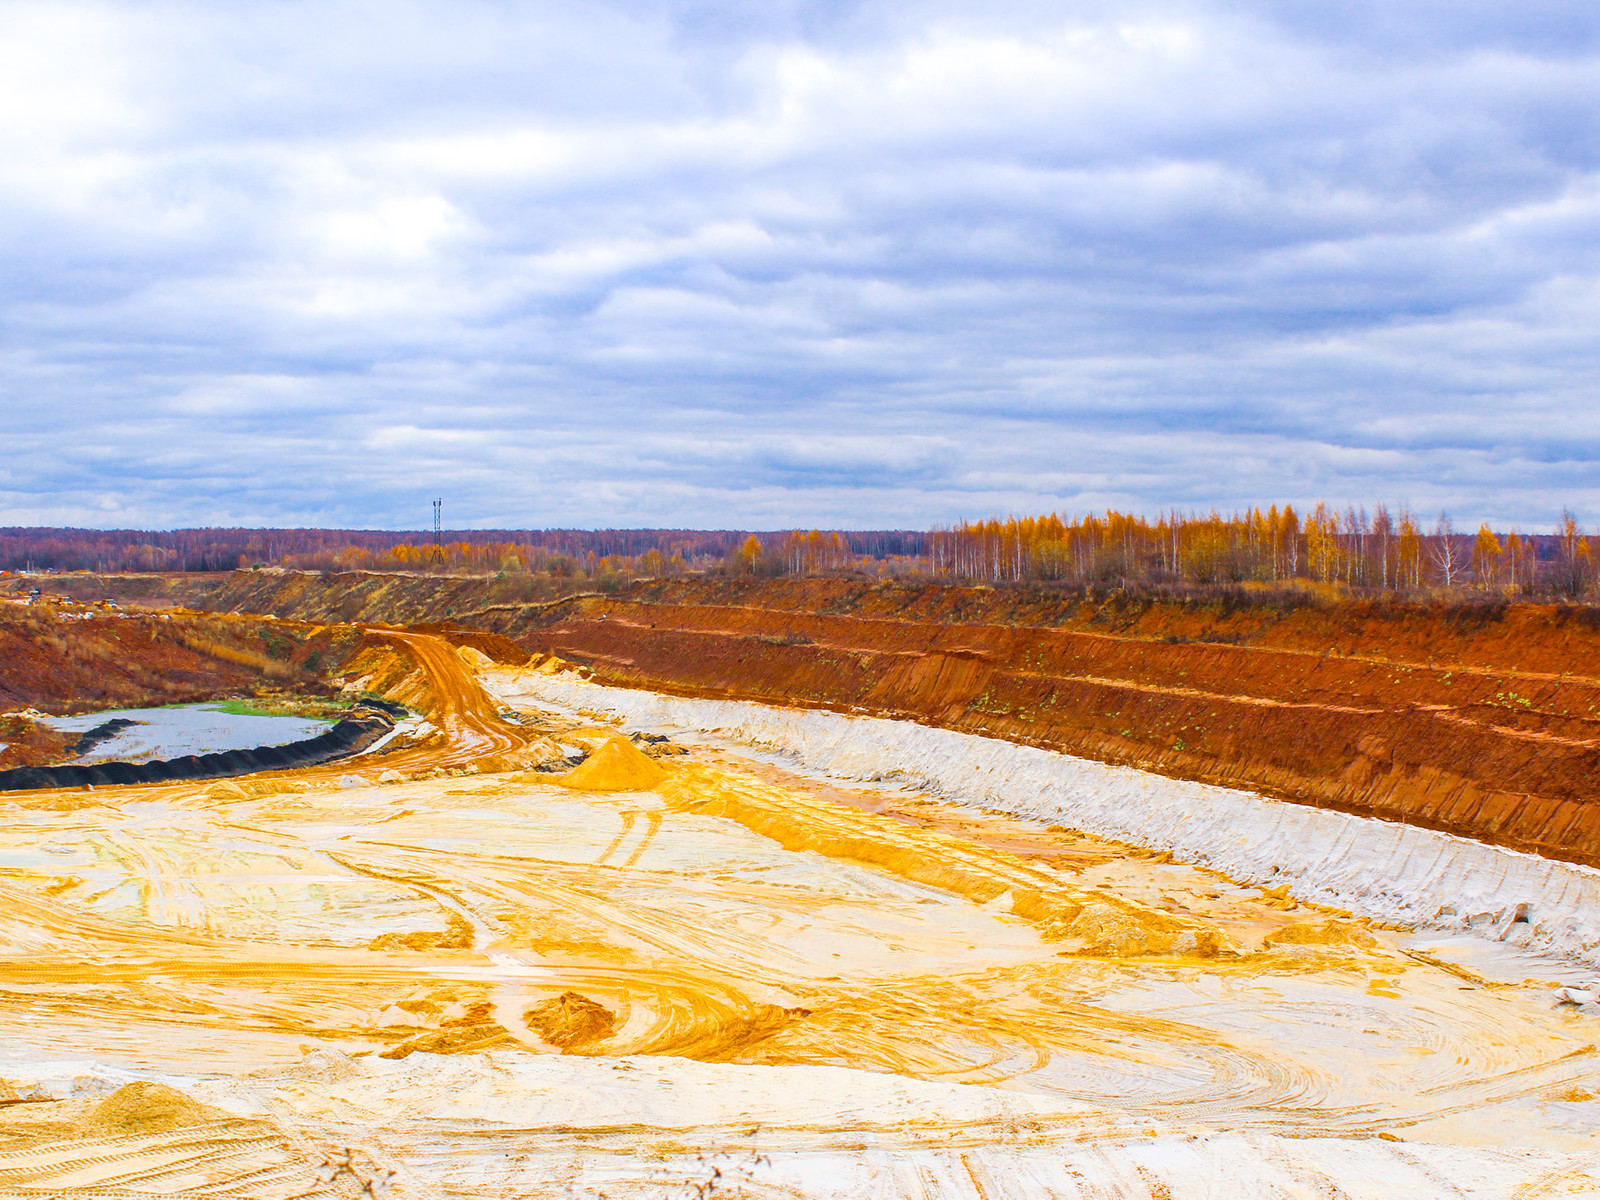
left=41, top=702, right=332, bottom=764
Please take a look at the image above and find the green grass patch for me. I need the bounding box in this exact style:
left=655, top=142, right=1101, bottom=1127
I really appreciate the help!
left=207, top=696, right=353, bottom=720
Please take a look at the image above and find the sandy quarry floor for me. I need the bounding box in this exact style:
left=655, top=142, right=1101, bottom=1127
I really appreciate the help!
left=0, top=635, right=1596, bottom=1198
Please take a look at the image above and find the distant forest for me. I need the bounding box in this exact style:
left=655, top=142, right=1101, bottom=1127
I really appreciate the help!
left=0, top=526, right=925, bottom=576
left=2, top=505, right=1596, bottom=599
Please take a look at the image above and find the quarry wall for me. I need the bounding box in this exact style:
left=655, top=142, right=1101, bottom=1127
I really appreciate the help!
left=33, top=569, right=1600, bottom=867
left=514, top=584, right=1600, bottom=867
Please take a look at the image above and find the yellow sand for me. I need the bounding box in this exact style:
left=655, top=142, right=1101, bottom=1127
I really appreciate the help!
left=557, top=735, right=668, bottom=791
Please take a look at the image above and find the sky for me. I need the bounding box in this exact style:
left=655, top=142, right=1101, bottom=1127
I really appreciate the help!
left=2, top=0, right=1598, bottom=533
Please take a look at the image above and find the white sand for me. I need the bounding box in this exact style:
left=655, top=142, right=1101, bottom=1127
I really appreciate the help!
left=495, top=670, right=1600, bottom=970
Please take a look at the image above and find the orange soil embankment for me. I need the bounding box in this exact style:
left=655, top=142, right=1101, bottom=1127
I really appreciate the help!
left=510, top=579, right=1600, bottom=868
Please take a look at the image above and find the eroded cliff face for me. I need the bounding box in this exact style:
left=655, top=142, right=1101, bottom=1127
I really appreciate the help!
left=511, top=579, right=1600, bottom=867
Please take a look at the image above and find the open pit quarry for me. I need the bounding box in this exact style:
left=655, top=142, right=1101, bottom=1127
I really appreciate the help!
left=0, top=573, right=1599, bottom=1197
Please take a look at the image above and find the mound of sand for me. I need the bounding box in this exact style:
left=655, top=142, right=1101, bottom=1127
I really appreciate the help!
left=86, top=1081, right=234, bottom=1136
left=557, top=736, right=667, bottom=792
left=562, top=726, right=627, bottom=752
left=380, top=1001, right=516, bottom=1059
left=524, top=991, right=618, bottom=1049
left=0, top=1083, right=247, bottom=1155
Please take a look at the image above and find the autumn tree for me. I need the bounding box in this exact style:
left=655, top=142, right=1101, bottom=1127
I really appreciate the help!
left=1473, top=524, right=1502, bottom=590
left=735, top=535, right=764, bottom=575
left=1503, top=530, right=1524, bottom=594
left=1305, top=504, right=1333, bottom=582
left=1397, top=510, right=1422, bottom=588
left=1279, top=505, right=1300, bottom=577
left=1553, top=509, right=1593, bottom=597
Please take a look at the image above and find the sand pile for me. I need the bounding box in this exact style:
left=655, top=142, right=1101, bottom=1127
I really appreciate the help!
left=0, top=1082, right=245, bottom=1153
left=523, top=991, right=617, bottom=1049
left=557, top=735, right=667, bottom=791
left=86, top=1081, right=232, bottom=1136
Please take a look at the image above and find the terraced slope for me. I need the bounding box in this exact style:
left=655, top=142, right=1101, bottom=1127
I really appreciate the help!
left=511, top=580, right=1600, bottom=865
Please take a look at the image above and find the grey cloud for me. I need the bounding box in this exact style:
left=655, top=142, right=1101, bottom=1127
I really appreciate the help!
left=1, top=0, right=1598, bottom=533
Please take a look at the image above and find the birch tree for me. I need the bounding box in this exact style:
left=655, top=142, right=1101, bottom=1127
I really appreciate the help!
left=1431, top=512, right=1463, bottom=586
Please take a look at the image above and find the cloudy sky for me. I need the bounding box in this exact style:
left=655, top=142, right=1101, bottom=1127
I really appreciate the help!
left=3, top=0, right=1597, bottom=532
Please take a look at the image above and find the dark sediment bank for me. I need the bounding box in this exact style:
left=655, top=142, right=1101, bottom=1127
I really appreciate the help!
left=68, top=717, right=143, bottom=758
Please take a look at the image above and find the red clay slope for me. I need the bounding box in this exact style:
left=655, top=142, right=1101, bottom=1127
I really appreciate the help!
left=0, top=603, right=382, bottom=768
left=515, top=578, right=1600, bottom=868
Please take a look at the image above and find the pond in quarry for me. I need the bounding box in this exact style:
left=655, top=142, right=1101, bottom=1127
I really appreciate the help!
left=41, top=702, right=333, bottom=764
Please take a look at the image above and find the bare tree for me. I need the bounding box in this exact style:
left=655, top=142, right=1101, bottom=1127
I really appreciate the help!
left=1355, top=505, right=1369, bottom=585
left=1430, top=512, right=1464, bottom=586
left=1371, top=504, right=1394, bottom=588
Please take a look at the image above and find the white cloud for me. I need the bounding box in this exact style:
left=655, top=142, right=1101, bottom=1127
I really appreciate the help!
left=1, top=0, right=1598, bottom=532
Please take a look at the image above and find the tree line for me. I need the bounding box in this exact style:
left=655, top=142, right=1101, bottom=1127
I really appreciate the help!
left=4, top=509, right=1597, bottom=600
left=927, top=506, right=1596, bottom=597
left=0, top=526, right=925, bottom=580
